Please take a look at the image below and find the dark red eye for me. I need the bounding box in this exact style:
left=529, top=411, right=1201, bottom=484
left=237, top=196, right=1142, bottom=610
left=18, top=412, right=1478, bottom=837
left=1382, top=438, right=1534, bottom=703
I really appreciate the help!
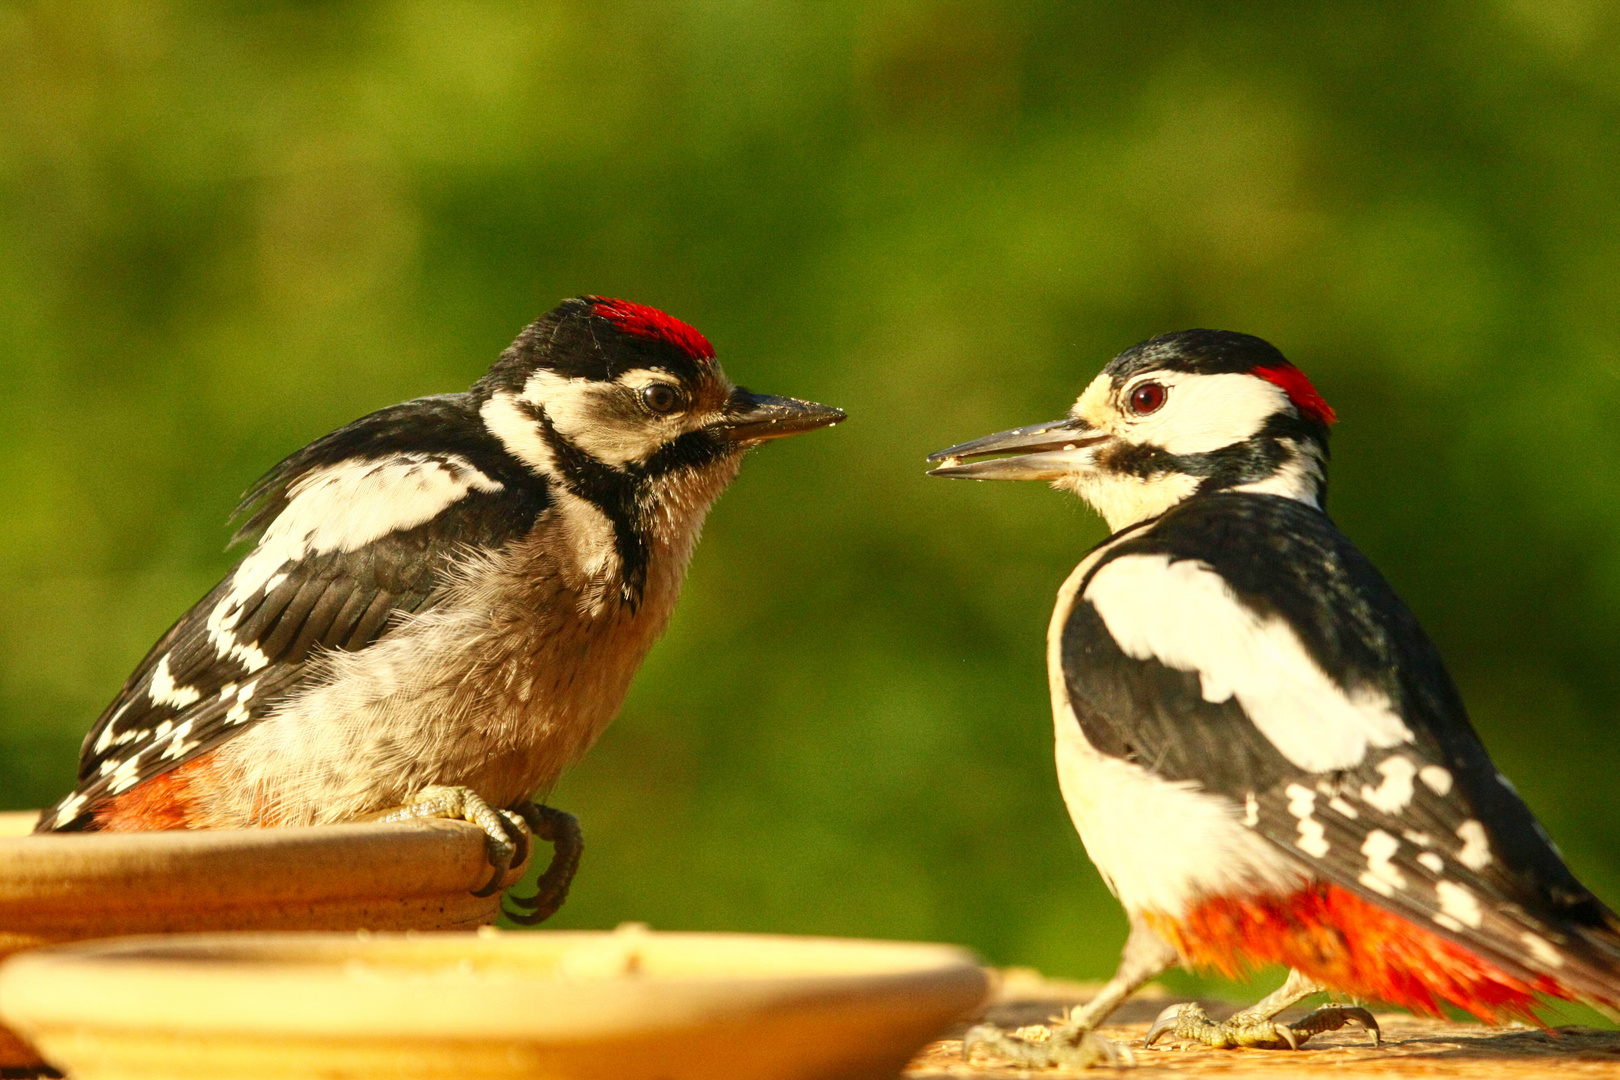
left=1130, top=381, right=1167, bottom=414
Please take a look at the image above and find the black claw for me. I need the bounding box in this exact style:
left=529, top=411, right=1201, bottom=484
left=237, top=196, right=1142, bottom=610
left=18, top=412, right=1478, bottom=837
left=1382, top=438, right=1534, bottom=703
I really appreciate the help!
left=471, top=846, right=513, bottom=898
left=503, top=804, right=584, bottom=925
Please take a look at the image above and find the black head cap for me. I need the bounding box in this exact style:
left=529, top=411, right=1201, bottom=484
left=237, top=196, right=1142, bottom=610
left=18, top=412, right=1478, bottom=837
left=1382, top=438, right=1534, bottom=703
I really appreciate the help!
left=477, top=296, right=719, bottom=396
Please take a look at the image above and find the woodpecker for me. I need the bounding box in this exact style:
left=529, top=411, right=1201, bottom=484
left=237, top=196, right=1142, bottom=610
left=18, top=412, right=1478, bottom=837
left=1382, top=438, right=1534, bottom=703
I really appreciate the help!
left=36, top=296, right=843, bottom=914
left=929, top=330, right=1620, bottom=1065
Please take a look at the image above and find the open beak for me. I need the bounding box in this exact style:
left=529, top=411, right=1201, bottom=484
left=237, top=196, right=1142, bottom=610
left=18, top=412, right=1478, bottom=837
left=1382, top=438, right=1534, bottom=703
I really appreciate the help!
left=722, top=390, right=846, bottom=444
left=926, top=417, right=1107, bottom=481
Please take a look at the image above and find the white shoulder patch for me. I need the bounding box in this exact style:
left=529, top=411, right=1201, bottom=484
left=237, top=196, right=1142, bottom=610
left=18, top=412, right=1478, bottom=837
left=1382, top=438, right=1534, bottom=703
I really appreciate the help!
left=235, top=452, right=501, bottom=595
left=271, top=453, right=503, bottom=558
left=198, top=452, right=503, bottom=669
left=1083, top=553, right=1413, bottom=773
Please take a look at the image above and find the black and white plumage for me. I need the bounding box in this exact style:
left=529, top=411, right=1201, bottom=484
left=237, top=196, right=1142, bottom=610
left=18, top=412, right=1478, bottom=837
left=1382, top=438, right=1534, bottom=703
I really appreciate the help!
left=38, top=296, right=843, bottom=837
left=930, top=330, right=1620, bottom=1060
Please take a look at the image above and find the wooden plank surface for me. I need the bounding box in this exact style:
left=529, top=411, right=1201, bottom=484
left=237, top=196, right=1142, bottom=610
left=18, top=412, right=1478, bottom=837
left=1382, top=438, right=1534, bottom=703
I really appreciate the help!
left=907, top=971, right=1620, bottom=1078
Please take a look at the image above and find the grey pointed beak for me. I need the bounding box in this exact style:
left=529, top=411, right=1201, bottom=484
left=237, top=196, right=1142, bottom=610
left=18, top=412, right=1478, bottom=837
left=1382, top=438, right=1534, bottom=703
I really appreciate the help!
left=722, top=390, right=845, bottom=444
left=926, top=418, right=1107, bottom=480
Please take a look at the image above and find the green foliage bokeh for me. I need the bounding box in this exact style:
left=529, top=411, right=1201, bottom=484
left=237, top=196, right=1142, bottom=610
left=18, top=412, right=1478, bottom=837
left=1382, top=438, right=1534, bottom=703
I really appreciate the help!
left=3, top=1, right=1620, bottom=1001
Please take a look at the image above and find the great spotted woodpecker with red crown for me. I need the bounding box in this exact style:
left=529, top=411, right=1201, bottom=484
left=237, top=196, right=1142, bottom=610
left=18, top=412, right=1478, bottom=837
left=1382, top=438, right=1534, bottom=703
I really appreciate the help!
left=929, top=330, right=1620, bottom=1065
left=35, top=296, right=843, bottom=917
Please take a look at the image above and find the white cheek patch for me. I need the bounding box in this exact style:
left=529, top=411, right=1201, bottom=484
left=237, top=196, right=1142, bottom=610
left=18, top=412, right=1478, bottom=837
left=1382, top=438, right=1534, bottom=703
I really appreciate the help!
left=520, top=369, right=670, bottom=467
left=1070, top=470, right=1200, bottom=533
left=1071, top=374, right=1116, bottom=430
left=482, top=392, right=555, bottom=473
left=1128, top=373, right=1291, bottom=456
left=1085, top=554, right=1413, bottom=773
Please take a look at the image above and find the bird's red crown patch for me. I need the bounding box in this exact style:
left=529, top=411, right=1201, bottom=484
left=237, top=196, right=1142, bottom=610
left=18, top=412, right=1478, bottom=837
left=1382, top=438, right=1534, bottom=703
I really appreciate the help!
left=1252, top=363, right=1337, bottom=426
left=589, top=297, right=715, bottom=362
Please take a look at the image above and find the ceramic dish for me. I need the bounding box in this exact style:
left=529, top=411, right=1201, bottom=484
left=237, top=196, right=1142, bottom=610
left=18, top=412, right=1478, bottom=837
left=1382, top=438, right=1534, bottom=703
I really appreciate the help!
left=0, top=926, right=989, bottom=1080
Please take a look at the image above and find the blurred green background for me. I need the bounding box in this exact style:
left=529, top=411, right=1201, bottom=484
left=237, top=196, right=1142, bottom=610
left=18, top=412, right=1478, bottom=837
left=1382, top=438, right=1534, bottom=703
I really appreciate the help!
left=4, top=0, right=1620, bottom=1005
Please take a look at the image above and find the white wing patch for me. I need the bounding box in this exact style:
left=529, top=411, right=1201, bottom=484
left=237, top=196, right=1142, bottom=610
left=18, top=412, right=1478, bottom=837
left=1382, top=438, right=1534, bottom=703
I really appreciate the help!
left=1418, top=764, right=1454, bottom=795
left=1085, top=554, right=1413, bottom=772
left=1358, top=828, right=1406, bottom=896
left=1285, top=783, right=1331, bottom=858
left=1435, top=880, right=1484, bottom=929
left=203, top=453, right=503, bottom=670
left=1456, top=819, right=1493, bottom=870
left=268, top=453, right=503, bottom=559
left=1360, top=755, right=1418, bottom=813
left=149, top=655, right=202, bottom=709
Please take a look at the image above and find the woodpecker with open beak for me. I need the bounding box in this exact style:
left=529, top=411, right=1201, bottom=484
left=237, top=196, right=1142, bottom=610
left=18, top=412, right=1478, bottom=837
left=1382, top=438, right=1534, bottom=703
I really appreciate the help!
left=930, top=330, right=1620, bottom=1065
left=36, top=296, right=843, bottom=919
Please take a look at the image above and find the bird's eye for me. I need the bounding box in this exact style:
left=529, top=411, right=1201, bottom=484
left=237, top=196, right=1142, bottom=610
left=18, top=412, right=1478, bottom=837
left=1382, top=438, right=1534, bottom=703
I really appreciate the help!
left=641, top=384, right=682, bottom=415
left=1130, top=382, right=1167, bottom=415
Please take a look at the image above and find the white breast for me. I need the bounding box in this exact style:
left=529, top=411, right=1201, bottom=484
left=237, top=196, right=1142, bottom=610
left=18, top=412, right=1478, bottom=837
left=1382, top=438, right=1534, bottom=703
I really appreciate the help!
left=1046, top=550, right=1306, bottom=918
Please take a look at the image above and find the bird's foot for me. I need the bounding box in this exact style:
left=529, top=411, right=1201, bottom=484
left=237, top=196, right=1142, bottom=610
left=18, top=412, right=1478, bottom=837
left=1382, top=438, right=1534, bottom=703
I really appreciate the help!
left=503, top=802, right=584, bottom=925
left=376, top=785, right=530, bottom=898
left=1145, top=1001, right=1380, bottom=1051
left=961, top=1021, right=1132, bottom=1069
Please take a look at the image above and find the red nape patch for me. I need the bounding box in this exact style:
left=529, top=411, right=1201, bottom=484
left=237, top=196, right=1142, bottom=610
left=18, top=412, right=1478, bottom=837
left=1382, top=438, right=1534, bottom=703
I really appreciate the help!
left=588, top=297, right=715, bottom=361
left=1144, top=884, right=1572, bottom=1024
left=89, top=750, right=225, bottom=831
left=1252, top=363, right=1337, bottom=426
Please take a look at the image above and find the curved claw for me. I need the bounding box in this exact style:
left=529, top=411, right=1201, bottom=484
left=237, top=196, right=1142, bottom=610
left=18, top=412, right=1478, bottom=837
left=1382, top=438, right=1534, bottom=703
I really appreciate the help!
left=1294, top=1004, right=1380, bottom=1046
left=503, top=803, right=584, bottom=925
left=1145, top=1003, right=1192, bottom=1048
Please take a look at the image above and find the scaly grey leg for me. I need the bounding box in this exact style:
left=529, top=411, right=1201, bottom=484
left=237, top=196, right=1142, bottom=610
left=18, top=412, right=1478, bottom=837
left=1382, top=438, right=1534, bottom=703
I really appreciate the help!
left=1146, top=968, right=1380, bottom=1050
left=963, top=916, right=1178, bottom=1068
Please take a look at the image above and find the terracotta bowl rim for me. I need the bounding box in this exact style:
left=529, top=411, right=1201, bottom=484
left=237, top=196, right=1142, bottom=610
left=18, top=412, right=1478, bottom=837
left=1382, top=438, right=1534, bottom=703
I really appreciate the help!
left=0, top=816, right=525, bottom=910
